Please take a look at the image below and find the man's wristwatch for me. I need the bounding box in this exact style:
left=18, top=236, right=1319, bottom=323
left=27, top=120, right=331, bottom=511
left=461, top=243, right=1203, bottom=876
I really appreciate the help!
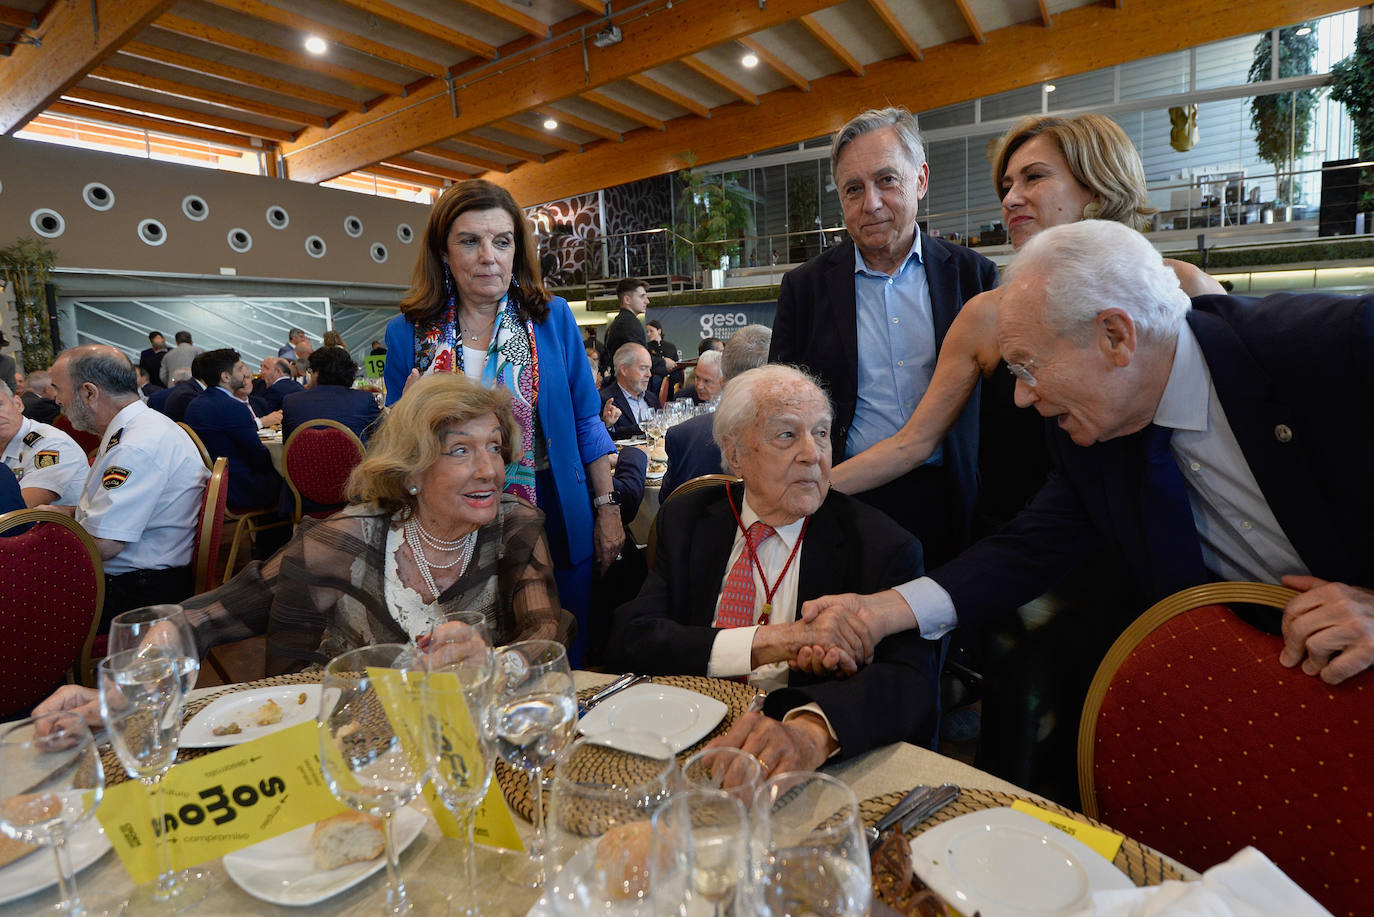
left=593, top=493, right=619, bottom=509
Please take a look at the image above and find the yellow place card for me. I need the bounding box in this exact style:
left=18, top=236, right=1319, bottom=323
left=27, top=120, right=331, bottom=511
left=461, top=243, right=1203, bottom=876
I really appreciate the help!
left=97, top=721, right=350, bottom=884
left=1011, top=800, right=1124, bottom=862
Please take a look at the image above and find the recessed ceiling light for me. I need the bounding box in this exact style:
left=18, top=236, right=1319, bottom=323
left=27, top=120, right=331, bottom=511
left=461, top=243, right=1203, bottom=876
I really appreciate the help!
left=305, top=35, right=327, bottom=55
left=543, top=118, right=558, bottom=130
left=741, top=52, right=759, bottom=68
left=1295, top=26, right=1312, bottom=35
left=1044, top=83, right=1056, bottom=92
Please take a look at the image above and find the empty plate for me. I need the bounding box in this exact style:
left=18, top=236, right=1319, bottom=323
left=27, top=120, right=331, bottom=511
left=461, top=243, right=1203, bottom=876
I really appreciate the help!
left=577, top=684, right=727, bottom=754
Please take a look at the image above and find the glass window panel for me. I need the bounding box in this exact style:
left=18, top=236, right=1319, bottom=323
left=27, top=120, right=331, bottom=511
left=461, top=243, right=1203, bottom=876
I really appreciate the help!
left=980, top=85, right=1042, bottom=122
left=1196, top=32, right=1265, bottom=90
left=1119, top=50, right=1188, bottom=100
left=1048, top=70, right=1113, bottom=110
left=918, top=101, right=976, bottom=131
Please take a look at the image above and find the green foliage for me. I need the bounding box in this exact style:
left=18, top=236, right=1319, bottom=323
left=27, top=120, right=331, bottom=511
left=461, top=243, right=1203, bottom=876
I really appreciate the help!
left=1329, top=24, right=1374, bottom=212
left=0, top=235, right=58, bottom=371
left=672, top=154, right=753, bottom=270
left=1248, top=23, right=1320, bottom=204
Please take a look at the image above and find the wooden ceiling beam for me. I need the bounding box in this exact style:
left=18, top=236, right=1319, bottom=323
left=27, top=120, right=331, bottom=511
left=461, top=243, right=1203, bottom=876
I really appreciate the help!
left=492, top=0, right=1353, bottom=205
left=46, top=99, right=262, bottom=150
left=0, top=0, right=173, bottom=133
left=456, top=134, right=543, bottom=162
left=155, top=13, right=406, bottom=96
left=418, top=145, right=509, bottom=172
left=567, top=0, right=605, bottom=14
left=452, top=0, right=548, bottom=39
left=1036, top=0, right=1052, bottom=27
left=627, top=74, right=710, bottom=118
left=386, top=157, right=476, bottom=181
left=124, top=39, right=365, bottom=113
left=280, top=0, right=840, bottom=181
left=680, top=56, right=758, bottom=105
left=333, top=0, right=513, bottom=54
left=738, top=37, right=809, bottom=91
left=952, top=0, right=985, bottom=43
left=0, top=5, right=37, bottom=29
left=800, top=15, right=863, bottom=75
left=496, top=119, right=582, bottom=153
left=536, top=108, right=622, bottom=142
left=582, top=89, right=666, bottom=130
left=866, top=0, right=924, bottom=60
left=64, top=86, right=296, bottom=142
left=91, top=64, right=330, bottom=128
left=366, top=163, right=445, bottom=187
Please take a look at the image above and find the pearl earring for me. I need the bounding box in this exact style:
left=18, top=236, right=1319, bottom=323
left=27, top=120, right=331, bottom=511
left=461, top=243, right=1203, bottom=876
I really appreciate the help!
left=408, top=484, right=419, bottom=495
left=1082, top=201, right=1102, bottom=220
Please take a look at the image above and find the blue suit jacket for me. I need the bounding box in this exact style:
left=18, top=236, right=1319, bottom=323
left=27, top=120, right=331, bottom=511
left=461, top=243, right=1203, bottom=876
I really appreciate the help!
left=157, top=380, right=204, bottom=423
left=599, top=382, right=660, bottom=440
left=281, top=385, right=381, bottom=443
left=931, top=292, right=1374, bottom=634
left=184, top=387, right=282, bottom=511
left=257, top=377, right=304, bottom=415
left=660, top=412, right=722, bottom=498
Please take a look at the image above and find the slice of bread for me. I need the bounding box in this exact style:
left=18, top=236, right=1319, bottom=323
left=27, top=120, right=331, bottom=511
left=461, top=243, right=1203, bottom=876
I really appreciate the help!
left=310, top=812, right=385, bottom=871
left=0, top=833, right=37, bottom=869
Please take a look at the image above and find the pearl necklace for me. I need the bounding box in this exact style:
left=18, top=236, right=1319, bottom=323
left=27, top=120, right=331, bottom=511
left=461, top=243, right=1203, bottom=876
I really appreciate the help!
left=404, top=516, right=477, bottom=601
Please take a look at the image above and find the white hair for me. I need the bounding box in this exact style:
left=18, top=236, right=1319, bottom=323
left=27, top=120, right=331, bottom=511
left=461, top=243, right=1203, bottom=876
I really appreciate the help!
left=713, top=365, right=831, bottom=473
left=830, top=107, right=926, bottom=182
left=170, top=366, right=193, bottom=383
left=696, top=349, right=721, bottom=373
left=1004, top=220, right=1190, bottom=343
left=612, top=341, right=648, bottom=370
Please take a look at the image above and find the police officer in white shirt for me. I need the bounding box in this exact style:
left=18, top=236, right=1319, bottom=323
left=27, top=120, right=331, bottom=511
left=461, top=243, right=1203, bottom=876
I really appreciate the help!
left=0, top=380, right=87, bottom=507
left=47, top=345, right=209, bottom=631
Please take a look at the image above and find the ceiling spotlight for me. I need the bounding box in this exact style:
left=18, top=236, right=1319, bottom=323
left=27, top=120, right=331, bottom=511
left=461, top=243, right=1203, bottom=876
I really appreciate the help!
left=1295, top=26, right=1312, bottom=35
left=304, top=35, right=327, bottom=55
left=1044, top=83, right=1056, bottom=92
left=741, top=52, right=759, bottom=68
left=543, top=118, right=558, bottom=130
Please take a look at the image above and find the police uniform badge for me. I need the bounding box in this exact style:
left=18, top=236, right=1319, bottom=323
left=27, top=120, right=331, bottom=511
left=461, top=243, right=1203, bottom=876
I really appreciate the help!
left=22, top=431, right=41, bottom=447
left=106, top=428, right=124, bottom=448
left=33, top=450, right=60, bottom=468
left=102, top=466, right=131, bottom=489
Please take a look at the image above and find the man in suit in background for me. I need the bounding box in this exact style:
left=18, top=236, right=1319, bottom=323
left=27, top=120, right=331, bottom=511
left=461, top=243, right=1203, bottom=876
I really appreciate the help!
left=154, top=364, right=204, bottom=422
left=135, top=366, right=164, bottom=402
left=282, top=347, right=380, bottom=443
left=607, top=365, right=940, bottom=778
left=158, top=330, right=203, bottom=387
left=674, top=348, right=722, bottom=406
left=770, top=107, right=998, bottom=567
left=254, top=355, right=303, bottom=415
left=20, top=370, right=61, bottom=424
left=660, top=325, right=770, bottom=498
left=604, top=278, right=675, bottom=382
left=278, top=327, right=308, bottom=360
left=600, top=343, right=658, bottom=440
left=139, top=331, right=169, bottom=385
left=184, top=348, right=282, bottom=511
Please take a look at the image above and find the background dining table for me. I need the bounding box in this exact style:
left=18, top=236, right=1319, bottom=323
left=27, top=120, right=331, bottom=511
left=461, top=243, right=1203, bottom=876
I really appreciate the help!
left=0, top=672, right=1194, bottom=916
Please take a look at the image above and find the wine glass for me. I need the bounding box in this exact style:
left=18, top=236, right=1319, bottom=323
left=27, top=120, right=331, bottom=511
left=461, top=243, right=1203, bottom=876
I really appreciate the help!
left=545, top=732, right=684, bottom=915
left=421, top=643, right=495, bottom=917
left=682, top=788, right=749, bottom=917
left=0, top=712, right=105, bottom=916
left=748, top=772, right=870, bottom=917
left=643, top=411, right=667, bottom=450
left=490, top=640, right=576, bottom=888
left=416, top=609, right=492, bottom=669
left=107, top=605, right=200, bottom=699
left=681, top=747, right=763, bottom=807
left=98, top=647, right=210, bottom=915
left=318, top=643, right=447, bottom=915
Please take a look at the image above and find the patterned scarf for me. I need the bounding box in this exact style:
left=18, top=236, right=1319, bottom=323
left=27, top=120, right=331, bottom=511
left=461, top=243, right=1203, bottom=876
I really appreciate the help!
left=414, top=267, right=540, bottom=503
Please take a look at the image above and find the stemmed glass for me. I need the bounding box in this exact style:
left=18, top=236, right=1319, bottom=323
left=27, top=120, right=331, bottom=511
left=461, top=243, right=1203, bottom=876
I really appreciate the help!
left=317, top=643, right=447, bottom=915
left=643, top=411, right=667, bottom=452
left=681, top=788, right=749, bottom=917
left=0, top=711, right=105, bottom=916
left=98, top=647, right=210, bottom=915
left=107, top=605, right=200, bottom=700
left=748, top=772, right=871, bottom=917
left=489, top=640, right=576, bottom=888
left=416, top=609, right=491, bottom=669
left=682, top=747, right=763, bottom=808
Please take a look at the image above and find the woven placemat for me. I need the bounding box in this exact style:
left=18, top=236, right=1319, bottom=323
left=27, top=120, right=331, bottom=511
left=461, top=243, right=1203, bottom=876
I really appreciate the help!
left=860, top=786, right=1185, bottom=888
left=100, top=670, right=323, bottom=786
left=496, top=675, right=757, bottom=822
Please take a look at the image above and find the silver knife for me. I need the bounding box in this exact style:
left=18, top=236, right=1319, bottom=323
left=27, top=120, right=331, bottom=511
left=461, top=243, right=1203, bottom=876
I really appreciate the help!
left=898, top=784, right=961, bottom=834
left=875, top=784, right=934, bottom=834
left=579, top=673, right=649, bottom=716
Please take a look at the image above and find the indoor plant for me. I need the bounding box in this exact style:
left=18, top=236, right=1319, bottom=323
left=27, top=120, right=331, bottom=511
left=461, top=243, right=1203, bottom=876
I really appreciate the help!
left=0, top=235, right=57, bottom=371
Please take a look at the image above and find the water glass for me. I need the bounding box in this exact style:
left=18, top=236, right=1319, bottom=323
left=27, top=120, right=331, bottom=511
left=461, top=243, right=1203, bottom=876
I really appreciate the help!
left=417, top=609, right=492, bottom=669
left=681, top=788, right=748, bottom=917
left=681, top=747, right=763, bottom=806
left=107, top=604, right=200, bottom=697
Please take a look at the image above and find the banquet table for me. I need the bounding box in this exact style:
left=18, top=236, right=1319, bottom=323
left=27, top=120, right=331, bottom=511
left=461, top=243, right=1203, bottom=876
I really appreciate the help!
left=0, top=672, right=1194, bottom=915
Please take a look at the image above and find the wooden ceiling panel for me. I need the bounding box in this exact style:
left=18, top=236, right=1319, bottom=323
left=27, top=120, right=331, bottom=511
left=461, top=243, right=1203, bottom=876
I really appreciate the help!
left=951, top=0, right=986, bottom=43
left=968, top=0, right=1041, bottom=34
left=692, top=46, right=785, bottom=97
left=864, top=0, right=925, bottom=60
left=455, top=132, right=544, bottom=162
left=650, top=61, right=743, bottom=110
left=46, top=99, right=265, bottom=149
left=331, top=0, right=525, bottom=55
left=751, top=22, right=841, bottom=82
left=486, top=121, right=575, bottom=155
left=103, top=54, right=340, bottom=119
left=594, top=82, right=687, bottom=123
left=90, top=63, right=333, bottom=127
left=417, top=144, right=509, bottom=172
left=544, top=98, right=636, bottom=137
left=427, top=0, right=548, bottom=39
left=680, top=56, right=759, bottom=106
left=70, top=80, right=301, bottom=136
left=806, top=3, right=904, bottom=68
left=899, top=0, right=984, bottom=48
left=737, top=36, right=812, bottom=90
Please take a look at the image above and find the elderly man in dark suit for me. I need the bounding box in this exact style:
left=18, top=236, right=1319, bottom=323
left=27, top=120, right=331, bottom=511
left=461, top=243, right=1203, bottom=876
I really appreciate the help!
left=770, top=107, right=997, bottom=567
left=804, top=220, right=1374, bottom=691
left=607, top=365, right=941, bottom=779
left=255, top=355, right=304, bottom=415
left=281, top=347, right=380, bottom=443
left=599, top=342, right=659, bottom=440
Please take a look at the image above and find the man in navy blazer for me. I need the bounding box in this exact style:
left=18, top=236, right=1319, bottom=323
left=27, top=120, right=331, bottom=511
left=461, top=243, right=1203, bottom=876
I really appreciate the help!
left=254, top=356, right=303, bottom=416
left=154, top=363, right=205, bottom=422
left=769, top=107, right=997, bottom=566
left=599, top=343, right=659, bottom=440
left=184, top=348, right=282, bottom=511
left=281, top=348, right=380, bottom=443
left=807, top=221, right=1374, bottom=687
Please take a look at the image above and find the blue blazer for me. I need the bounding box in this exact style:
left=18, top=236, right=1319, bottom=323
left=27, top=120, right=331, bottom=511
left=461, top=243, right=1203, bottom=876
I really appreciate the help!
left=659, top=412, right=722, bottom=498
left=599, top=382, right=660, bottom=440
left=282, top=385, right=381, bottom=443
left=184, top=387, right=282, bottom=511
left=931, top=292, right=1374, bottom=634
left=384, top=297, right=615, bottom=565
left=258, top=377, right=304, bottom=414
left=156, top=379, right=203, bottom=422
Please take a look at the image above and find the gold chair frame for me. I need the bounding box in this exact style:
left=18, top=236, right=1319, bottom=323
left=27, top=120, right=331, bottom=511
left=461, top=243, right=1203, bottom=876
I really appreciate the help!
left=176, top=421, right=214, bottom=470
left=645, top=473, right=741, bottom=570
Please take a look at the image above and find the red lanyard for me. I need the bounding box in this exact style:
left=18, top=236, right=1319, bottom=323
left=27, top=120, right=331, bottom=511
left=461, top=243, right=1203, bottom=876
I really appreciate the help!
left=725, top=486, right=809, bottom=625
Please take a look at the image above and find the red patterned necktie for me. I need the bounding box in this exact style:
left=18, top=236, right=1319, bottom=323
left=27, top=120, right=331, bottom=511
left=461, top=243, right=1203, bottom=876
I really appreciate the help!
left=715, top=521, right=775, bottom=628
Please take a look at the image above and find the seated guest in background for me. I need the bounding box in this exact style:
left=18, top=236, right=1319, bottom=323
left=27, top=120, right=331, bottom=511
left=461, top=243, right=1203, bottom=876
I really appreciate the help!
left=282, top=347, right=381, bottom=443
left=675, top=348, right=723, bottom=405
left=20, top=370, right=61, bottom=424
left=279, top=327, right=308, bottom=360
left=698, top=336, right=724, bottom=355
left=139, top=330, right=169, bottom=385
left=802, top=220, right=1374, bottom=688
left=600, top=342, right=658, bottom=440
left=45, top=345, right=208, bottom=630
left=11, top=371, right=24, bottom=395
left=586, top=342, right=609, bottom=387
left=150, top=364, right=200, bottom=419
left=135, top=366, right=163, bottom=402
left=370, top=340, right=387, bottom=356
left=322, top=330, right=347, bottom=349
left=184, top=348, right=282, bottom=510
left=607, top=365, right=940, bottom=777
left=158, top=330, right=203, bottom=387
left=661, top=325, right=770, bottom=497
left=0, top=380, right=87, bottom=507
left=254, top=356, right=303, bottom=414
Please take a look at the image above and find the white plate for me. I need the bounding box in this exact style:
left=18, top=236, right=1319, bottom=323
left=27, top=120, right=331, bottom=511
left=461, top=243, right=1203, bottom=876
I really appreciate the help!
left=577, top=684, right=728, bottom=754
left=181, top=684, right=322, bottom=748
left=645, top=469, right=666, bottom=481
left=909, top=807, right=1134, bottom=917
left=0, top=819, right=111, bottom=906
left=222, top=806, right=427, bottom=907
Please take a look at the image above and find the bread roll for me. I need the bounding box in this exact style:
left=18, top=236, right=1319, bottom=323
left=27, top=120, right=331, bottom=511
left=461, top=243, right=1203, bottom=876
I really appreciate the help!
left=0, top=833, right=37, bottom=869
left=311, top=812, right=385, bottom=870
left=594, top=821, right=654, bottom=900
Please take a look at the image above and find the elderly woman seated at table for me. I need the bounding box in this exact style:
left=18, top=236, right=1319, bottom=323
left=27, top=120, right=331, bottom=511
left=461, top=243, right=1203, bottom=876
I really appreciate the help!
left=605, top=364, right=942, bottom=779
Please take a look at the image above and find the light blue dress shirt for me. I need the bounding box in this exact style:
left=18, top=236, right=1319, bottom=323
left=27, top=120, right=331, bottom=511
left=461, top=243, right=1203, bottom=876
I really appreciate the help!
left=847, top=231, right=941, bottom=465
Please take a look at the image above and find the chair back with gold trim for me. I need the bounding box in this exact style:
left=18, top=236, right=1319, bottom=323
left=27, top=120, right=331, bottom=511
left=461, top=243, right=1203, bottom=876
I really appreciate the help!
left=1078, top=581, right=1374, bottom=917
left=193, top=458, right=229, bottom=594
left=0, top=509, right=105, bottom=712
left=281, top=419, right=365, bottom=523
left=176, top=421, right=213, bottom=469
left=645, top=474, right=741, bottom=570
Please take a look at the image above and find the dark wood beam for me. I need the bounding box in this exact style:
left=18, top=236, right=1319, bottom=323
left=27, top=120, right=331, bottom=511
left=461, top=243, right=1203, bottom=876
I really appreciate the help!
left=738, top=36, right=810, bottom=90
left=0, top=5, right=37, bottom=29
left=91, top=64, right=330, bottom=128
left=800, top=15, right=863, bottom=75
left=582, top=89, right=666, bottom=130
left=64, top=86, right=296, bottom=142
left=680, top=56, right=758, bottom=105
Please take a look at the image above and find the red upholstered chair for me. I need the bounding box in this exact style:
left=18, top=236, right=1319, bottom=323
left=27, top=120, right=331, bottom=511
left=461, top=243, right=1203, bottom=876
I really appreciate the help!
left=281, top=419, right=365, bottom=524
left=52, top=413, right=101, bottom=463
left=1078, top=581, right=1374, bottom=917
left=0, top=509, right=104, bottom=716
